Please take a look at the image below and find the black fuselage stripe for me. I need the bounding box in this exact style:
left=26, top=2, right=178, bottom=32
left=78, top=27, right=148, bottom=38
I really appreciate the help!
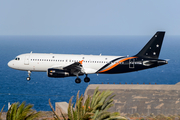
left=97, top=56, right=125, bottom=72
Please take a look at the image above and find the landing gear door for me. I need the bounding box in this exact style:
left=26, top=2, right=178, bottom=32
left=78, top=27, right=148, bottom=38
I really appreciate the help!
left=129, top=58, right=135, bottom=68
left=24, top=56, right=30, bottom=65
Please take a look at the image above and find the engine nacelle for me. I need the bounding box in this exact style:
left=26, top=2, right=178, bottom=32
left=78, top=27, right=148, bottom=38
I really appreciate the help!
left=47, top=68, right=69, bottom=78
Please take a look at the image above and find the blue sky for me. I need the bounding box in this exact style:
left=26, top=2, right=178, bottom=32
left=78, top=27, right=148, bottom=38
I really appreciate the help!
left=0, top=0, right=180, bottom=36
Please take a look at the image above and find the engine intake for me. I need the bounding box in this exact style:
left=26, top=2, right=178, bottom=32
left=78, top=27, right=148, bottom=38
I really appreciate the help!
left=47, top=68, right=69, bottom=78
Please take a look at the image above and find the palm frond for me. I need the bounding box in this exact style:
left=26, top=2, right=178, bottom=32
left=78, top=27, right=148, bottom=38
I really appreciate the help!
left=68, top=96, right=74, bottom=120
left=16, top=101, right=25, bottom=119
left=0, top=105, right=5, bottom=120
left=49, top=99, right=62, bottom=120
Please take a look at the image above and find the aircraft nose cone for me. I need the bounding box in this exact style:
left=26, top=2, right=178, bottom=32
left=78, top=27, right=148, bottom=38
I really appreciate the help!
left=8, top=61, right=13, bottom=68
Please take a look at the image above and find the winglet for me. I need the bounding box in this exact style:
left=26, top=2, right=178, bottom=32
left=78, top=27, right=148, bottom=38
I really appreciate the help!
left=79, top=60, right=84, bottom=64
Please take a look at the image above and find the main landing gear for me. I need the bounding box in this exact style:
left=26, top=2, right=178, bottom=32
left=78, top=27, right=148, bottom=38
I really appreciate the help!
left=75, top=77, right=81, bottom=83
left=84, top=74, right=90, bottom=83
left=26, top=70, right=31, bottom=81
left=75, top=74, right=90, bottom=84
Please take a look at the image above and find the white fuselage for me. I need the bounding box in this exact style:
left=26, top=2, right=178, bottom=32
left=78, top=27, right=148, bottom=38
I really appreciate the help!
left=8, top=53, right=123, bottom=74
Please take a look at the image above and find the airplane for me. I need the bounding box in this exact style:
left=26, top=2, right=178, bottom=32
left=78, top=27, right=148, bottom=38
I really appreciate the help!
left=8, top=31, right=168, bottom=83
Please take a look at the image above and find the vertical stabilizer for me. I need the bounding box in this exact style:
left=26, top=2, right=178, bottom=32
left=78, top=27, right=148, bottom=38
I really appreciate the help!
left=135, top=31, right=165, bottom=59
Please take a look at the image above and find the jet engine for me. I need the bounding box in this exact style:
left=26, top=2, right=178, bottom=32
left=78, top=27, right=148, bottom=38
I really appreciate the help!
left=47, top=68, right=69, bottom=78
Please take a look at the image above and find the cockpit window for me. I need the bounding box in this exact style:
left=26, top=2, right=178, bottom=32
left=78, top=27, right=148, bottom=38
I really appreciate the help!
left=15, top=57, right=20, bottom=60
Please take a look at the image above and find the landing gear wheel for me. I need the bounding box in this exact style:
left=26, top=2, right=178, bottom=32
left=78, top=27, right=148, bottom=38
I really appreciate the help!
left=27, top=77, right=31, bottom=81
left=84, top=77, right=90, bottom=83
left=27, top=71, right=31, bottom=81
left=75, top=78, right=81, bottom=83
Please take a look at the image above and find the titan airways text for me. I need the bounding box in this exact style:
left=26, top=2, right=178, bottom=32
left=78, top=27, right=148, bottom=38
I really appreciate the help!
left=8, top=32, right=168, bottom=83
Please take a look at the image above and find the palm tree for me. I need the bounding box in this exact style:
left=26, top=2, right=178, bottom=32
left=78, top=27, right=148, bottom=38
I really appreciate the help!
left=49, top=87, right=126, bottom=120
left=6, top=102, right=42, bottom=120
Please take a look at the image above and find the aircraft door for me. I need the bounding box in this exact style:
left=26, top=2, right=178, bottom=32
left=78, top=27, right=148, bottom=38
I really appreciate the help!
left=24, top=56, right=30, bottom=65
left=129, top=58, right=135, bottom=68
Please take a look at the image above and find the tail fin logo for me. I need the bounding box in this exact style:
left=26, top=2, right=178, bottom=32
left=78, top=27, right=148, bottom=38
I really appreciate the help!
left=135, top=31, right=165, bottom=59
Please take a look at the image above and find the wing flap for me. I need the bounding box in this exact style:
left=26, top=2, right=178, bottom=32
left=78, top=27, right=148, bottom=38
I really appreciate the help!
left=63, top=62, right=84, bottom=76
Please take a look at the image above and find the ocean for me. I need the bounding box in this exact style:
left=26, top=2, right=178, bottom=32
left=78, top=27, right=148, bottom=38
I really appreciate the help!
left=0, top=35, right=180, bottom=111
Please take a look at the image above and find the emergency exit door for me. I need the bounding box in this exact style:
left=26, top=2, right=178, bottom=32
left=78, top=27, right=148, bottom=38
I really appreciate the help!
left=24, top=56, right=30, bottom=65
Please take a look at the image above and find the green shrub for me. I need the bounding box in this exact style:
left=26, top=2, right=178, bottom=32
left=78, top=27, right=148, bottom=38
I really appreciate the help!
left=6, top=102, right=42, bottom=120
left=49, top=87, right=127, bottom=120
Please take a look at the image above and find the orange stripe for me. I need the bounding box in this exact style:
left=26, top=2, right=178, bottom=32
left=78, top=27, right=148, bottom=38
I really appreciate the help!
left=99, top=57, right=137, bottom=73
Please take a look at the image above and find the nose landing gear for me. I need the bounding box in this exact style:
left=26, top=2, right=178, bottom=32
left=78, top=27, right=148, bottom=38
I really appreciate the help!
left=26, top=71, right=31, bottom=81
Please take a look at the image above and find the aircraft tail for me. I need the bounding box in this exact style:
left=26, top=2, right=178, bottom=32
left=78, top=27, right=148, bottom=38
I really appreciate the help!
left=135, top=31, right=165, bottom=59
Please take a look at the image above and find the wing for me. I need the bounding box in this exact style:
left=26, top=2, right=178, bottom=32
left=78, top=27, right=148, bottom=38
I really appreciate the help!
left=63, top=60, right=84, bottom=76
